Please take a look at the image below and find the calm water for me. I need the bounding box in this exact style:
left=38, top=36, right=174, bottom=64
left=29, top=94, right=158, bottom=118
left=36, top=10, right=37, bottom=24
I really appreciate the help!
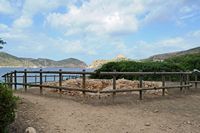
left=0, top=67, right=93, bottom=88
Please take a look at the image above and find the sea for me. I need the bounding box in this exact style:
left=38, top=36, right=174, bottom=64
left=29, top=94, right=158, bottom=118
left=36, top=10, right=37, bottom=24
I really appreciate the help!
left=0, top=67, right=94, bottom=88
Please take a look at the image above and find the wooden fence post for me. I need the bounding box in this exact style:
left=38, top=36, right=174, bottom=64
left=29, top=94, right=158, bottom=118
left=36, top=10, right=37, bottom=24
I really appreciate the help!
left=8, top=74, right=10, bottom=85
left=40, top=69, right=43, bottom=94
left=195, top=74, right=198, bottom=89
left=14, top=70, right=17, bottom=90
left=180, top=73, right=183, bottom=91
left=45, top=75, right=47, bottom=82
left=6, top=74, right=9, bottom=86
left=7, top=74, right=10, bottom=87
left=35, top=75, right=37, bottom=84
left=24, top=69, right=27, bottom=92
left=59, top=69, right=62, bottom=93
left=4, top=74, right=7, bottom=84
left=113, top=70, right=116, bottom=97
left=23, top=73, right=25, bottom=89
left=7, top=73, right=10, bottom=86
left=186, top=74, right=190, bottom=90
left=82, top=69, right=86, bottom=95
left=139, top=71, right=143, bottom=100
left=162, top=74, right=165, bottom=96
left=10, top=73, right=13, bottom=89
left=6, top=74, right=9, bottom=87
left=8, top=74, right=10, bottom=88
left=53, top=75, right=56, bottom=81
left=62, top=75, right=64, bottom=81
left=183, top=74, right=188, bottom=91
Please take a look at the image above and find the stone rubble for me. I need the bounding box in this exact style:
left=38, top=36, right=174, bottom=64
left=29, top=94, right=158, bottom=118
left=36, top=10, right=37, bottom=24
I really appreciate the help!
left=45, top=78, right=166, bottom=96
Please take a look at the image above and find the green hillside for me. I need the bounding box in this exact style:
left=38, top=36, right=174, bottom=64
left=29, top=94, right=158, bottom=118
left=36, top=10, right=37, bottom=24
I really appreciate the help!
left=145, top=47, right=200, bottom=61
left=0, top=52, right=87, bottom=68
left=0, top=52, right=24, bottom=67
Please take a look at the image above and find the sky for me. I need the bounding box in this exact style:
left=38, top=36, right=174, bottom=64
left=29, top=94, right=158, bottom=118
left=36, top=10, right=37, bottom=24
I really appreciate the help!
left=0, top=0, right=200, bottom=64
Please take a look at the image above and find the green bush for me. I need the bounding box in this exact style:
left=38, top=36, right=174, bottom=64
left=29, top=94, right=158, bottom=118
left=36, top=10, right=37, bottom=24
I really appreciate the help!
left=90, top=60, right=184, bottom=81
left=91, top=53, right=200, bottom=81
left=0, top=83, right=18, bottom=133
left=165, top=53, right=200, bottom=71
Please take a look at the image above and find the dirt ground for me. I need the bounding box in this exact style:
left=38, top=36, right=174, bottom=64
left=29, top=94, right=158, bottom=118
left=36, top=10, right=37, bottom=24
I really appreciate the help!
left=9, top=83, right=200, bottom=133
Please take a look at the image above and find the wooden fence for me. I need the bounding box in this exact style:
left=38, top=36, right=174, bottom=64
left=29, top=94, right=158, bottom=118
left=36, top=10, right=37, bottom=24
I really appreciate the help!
left=1, top=69, right=200, bottom=100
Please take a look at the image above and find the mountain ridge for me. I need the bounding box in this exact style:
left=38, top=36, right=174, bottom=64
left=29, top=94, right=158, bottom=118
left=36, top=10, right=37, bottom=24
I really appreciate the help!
left=0, top=52, right=87, bottom=68
left=144, top=47, right=200, bottom=61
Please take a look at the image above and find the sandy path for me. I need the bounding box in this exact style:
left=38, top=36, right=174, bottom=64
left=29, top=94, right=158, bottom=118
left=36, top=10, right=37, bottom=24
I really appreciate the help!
left=10, top=87, right=200, bottom=133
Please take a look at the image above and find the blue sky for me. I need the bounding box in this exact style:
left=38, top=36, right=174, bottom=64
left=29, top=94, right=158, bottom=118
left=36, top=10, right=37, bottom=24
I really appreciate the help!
left=0, top=0, right=200, bottom=64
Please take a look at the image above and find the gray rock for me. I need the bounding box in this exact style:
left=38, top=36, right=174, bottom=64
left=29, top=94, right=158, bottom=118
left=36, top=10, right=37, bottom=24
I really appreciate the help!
left=145, top=123, right=151, bottom=126
left=25, top=127, right=37, bottom=133
left=153, top=109, right=159, bottom=113
left=187, top=121, right=191, bottom=125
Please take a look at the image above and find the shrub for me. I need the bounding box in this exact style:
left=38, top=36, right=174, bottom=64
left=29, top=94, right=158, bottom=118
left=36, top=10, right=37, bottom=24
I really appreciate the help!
left=90, top=60, right=184, bottom=81
left=0, top=83, right=18, bottom=133
left=165, top=53, right=200, bottom=71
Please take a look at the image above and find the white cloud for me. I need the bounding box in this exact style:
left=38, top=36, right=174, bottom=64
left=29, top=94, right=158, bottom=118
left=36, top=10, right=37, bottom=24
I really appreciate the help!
left=0, top=0, right=14, bottom=14
left=45, top=0, right=200, bottom=36
left=157, top=37, right=185, bottom=47
left=53, top=38, right=99, bottom=56
left=129, top=35, right=199, bottom=60
left=0, top=23, right=9, bottom=31
left=21, top=0, right=75, bottom=17
left=57, top=40, right=85, bottom=54
left=22, top=0, right=58, bottom=16
left=10, top=0, right=77, bottom=31
left=17, top=44, right=45, bottom=52
left=13, top=16, right=33, bottom=28
left=188, top=30, right=200, bottom=38
left=0, top=29, right=98, bottom=59
left=46, top=0, right=144, bottom=36
left=0, top=31, right=28, bottom=40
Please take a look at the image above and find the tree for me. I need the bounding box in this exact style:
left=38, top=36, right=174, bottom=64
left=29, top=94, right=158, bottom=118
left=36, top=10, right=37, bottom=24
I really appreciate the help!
left=0, top=38, right=6, bottom=49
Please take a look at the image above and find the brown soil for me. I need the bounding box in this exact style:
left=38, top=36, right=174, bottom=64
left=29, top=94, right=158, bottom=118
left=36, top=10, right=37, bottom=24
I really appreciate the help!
left=9, top=84, right=200, bottom=133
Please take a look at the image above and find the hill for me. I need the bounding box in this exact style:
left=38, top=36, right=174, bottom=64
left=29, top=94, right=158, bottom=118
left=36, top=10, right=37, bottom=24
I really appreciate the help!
left=145, top=47, right=200, bottom=61
left=88, top=54, right=130, bottom=69
left=0, top=52, right=87, bottom=68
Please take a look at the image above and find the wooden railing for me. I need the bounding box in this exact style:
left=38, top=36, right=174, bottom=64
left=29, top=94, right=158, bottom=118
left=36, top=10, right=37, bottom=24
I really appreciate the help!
left=1, top=69, right=200, bottom=100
